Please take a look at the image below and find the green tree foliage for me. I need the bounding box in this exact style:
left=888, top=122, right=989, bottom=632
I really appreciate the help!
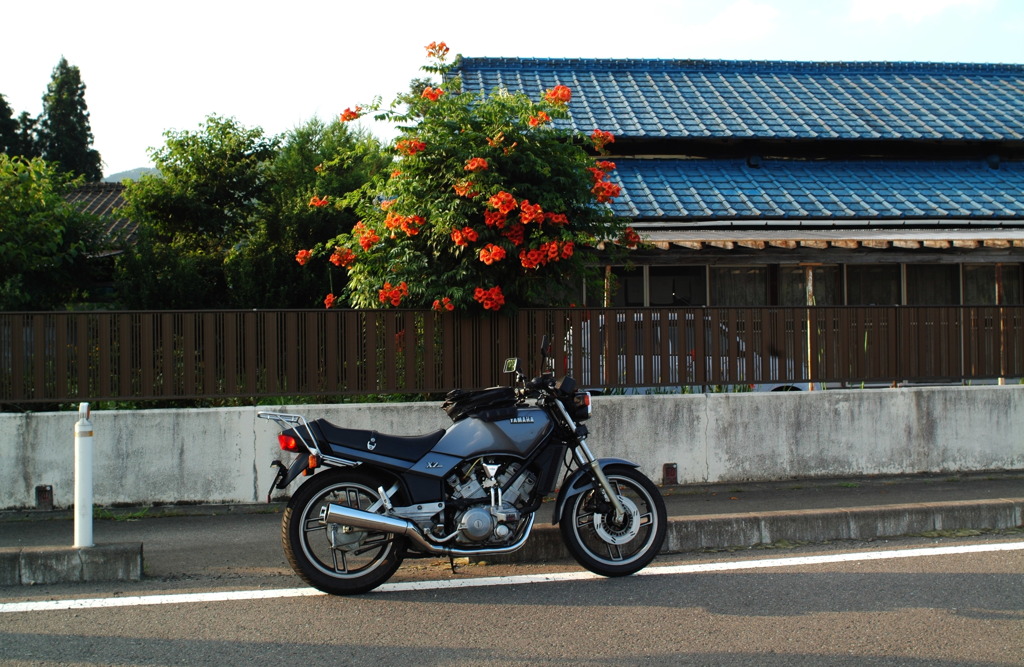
left=116, top=115, right=387, bottom=308
left=126, top=115, right=278, bottom=240
left=14, top=112, right=41, bottom=158
left=37, top=57, right=102, bottom=181
left=0, top=95, right=41, bottom=158
left=0, top=95, right=19, bottom=154
left=116, top=116, right=278, bottom=308
left=0, top=155, right=102, bottom=310
left=300, top=42, right=636, bottom=311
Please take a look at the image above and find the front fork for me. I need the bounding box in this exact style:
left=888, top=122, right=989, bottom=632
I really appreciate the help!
left=572, top=439, right=627, bottom=524
left=551, top=398, right=627, bottom=524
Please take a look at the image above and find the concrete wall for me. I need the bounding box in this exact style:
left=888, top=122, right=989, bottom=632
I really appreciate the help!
left=2, top=386, right=1022, bottom=510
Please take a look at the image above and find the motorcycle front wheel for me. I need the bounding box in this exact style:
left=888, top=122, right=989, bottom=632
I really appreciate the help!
left=560, top=464, right=667, bottom=577
left=282, top=468, right=405, bottom=595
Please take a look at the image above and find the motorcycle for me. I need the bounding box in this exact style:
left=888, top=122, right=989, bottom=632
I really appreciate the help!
left=257, top=337, right=667, bottom=595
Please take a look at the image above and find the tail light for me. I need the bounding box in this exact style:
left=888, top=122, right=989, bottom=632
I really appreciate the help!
left=278, top=434, right=302, bottom=452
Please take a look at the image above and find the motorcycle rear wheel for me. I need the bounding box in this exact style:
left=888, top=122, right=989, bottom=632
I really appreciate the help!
left=560, top=465, right=667, bottom=577
left=282, top=468, right=405, bottom=595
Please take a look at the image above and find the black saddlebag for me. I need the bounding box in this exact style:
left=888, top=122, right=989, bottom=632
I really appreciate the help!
left=442, top=387, right=518, bottom=422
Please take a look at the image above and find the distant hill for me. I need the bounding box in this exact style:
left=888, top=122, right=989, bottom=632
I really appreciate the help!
left=103, top=167, right=158, bottom=183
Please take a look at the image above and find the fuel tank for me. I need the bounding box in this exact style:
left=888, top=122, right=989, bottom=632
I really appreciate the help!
left=432, top=407, right=553, bottom=459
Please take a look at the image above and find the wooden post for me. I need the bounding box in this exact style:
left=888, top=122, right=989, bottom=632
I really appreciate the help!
left=804, top=265, right=818, bottom=390
left=996, top=263, right=1006, bottom=385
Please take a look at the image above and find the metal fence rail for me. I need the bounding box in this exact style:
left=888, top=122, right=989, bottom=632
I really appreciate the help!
left=2, top=306, right=1021, bottom=405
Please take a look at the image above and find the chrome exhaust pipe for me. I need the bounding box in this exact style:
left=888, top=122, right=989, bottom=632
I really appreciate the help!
left=321, top=502, right=438, bottom=553
left=320, top=502, right=536, bottom=557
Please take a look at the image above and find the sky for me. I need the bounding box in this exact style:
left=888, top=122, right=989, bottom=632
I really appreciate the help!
left=3, top=0, right=1023, bottom=178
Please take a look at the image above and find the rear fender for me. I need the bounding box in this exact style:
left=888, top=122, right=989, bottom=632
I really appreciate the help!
left=267, top=453, right=312, bottom=498
left=551, top=458, right=639, bottom=524
left=281, top=453, right=311, bottom=487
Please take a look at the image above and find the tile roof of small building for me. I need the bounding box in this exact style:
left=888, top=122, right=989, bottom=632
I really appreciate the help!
left=66, top=182, right=136, bottom=246
left=610, top=158, right=1024, bottom=225
left=453, top=58, right=1024, bottom=142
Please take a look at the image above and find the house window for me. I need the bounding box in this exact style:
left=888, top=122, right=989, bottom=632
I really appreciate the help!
left=649, top=266, right=707, bottom=306
left=779, top=266, right=841, bottom=306
left=711, top=266, right=766, bottom=306
left=608, top=266, right=644, bottom=307
left=906, top=264, right=959, bottom=305
left=964, top=264, right=1023, bottom=305
left=846, top=265, right=900, bottom=305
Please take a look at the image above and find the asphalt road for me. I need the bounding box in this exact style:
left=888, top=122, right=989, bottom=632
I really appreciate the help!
left=1, top=536, right=1021, bottom=666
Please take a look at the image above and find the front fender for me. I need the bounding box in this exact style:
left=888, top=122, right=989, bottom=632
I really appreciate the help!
left=551, top=457, right=639, bottom=524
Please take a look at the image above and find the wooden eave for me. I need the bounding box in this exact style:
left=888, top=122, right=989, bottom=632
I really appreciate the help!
left=641, top=229, right=1024, bottom=253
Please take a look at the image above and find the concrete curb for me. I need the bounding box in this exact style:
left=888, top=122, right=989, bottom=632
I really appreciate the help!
left=0, top=543, right=142, bottom=586
left=487, top=498, right=1024, bottom=564
left=1, top=498, right=1020, bottom=585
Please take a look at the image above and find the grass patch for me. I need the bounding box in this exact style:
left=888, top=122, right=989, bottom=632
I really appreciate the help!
left=914, top=528, right=984, bottom=538
left=94, top=507, right=150, bottom=521
left=660, top=487, right=706, bottom=497
left=757, top=538, right=811, bottom=550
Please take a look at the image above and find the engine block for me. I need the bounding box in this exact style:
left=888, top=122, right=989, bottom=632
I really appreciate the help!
left=446, top=459, right=536, bottom=544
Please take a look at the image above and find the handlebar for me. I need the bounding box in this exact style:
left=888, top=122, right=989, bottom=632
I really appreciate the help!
left=521, top=373, right=577, bottom=400
left=525, top=373, right=554, bottom=392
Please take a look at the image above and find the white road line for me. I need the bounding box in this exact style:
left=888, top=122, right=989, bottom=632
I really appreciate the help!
left=2, top=541, right=1022, bottom=614
left=0, top=586, right=325, bottom=613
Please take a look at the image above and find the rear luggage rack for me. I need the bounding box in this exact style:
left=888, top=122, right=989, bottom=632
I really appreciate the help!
left=257, top=412, right=322, bottom=458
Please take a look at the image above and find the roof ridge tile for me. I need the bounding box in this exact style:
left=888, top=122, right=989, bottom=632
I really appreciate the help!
left=455, top=57, right=1024, bottom=76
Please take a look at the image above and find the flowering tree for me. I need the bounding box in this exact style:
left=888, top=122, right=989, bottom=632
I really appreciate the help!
left=300, top=42, right=638, bottom=311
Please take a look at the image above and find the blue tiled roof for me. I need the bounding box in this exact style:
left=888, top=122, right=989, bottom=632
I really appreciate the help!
left=609, top=158, right=1024, bottom=224
left=453, top=58, right=1024, bottom=142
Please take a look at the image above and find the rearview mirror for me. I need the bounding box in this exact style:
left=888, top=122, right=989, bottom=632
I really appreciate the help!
left=503, top=357, right=521, bottom=375
left=540, top=335, right=553, bottom=371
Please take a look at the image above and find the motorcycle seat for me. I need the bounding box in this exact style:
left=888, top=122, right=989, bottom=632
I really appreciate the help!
left=311, top=419, right=445, bottom=463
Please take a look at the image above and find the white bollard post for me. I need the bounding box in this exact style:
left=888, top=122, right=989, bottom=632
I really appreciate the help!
left=74, top=402, right=94, bottom=548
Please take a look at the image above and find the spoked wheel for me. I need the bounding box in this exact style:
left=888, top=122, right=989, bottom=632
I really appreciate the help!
left=560, top=465, right=667, bottom=577
left=282, top=468, right=405, bottom=595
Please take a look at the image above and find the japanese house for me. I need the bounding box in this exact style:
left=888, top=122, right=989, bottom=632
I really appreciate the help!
left=453, top=58, right=1024, bottom=309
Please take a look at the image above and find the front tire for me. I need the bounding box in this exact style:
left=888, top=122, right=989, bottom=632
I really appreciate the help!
left=560, top=465, right=667, bottom=577
left=282, top=468, right=405, bottom=595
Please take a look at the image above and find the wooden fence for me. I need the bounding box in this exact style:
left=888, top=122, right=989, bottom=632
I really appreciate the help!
left=1, top=306, right=1022, bottom=405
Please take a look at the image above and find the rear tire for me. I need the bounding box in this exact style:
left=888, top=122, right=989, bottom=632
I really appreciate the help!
left=282, top=468, right=405, bottom=595
left=560, top=465, right=666, bottom=577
